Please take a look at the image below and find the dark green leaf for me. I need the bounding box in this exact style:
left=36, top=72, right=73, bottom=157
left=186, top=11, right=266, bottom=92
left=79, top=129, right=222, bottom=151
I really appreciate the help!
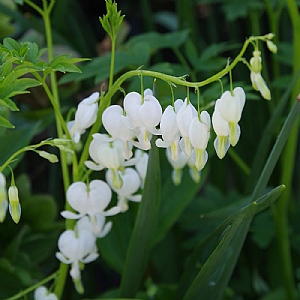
left=0, top=114, right=14, bottom=128
left=181, top=185, right=285, bottom=300
left=0, top=97, right=19, bottom=111
left=3, top=37, right=20, bottom=52
left=120, top=140, right=161, bottom=297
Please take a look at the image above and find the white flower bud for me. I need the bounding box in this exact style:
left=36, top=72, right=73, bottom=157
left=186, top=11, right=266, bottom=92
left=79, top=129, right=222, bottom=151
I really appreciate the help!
left=8, top=185, right=21, bottom=224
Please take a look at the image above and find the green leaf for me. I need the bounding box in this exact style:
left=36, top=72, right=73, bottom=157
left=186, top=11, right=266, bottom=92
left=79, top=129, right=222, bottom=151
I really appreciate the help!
left=0, top=97, right=19, bottom=111
left=153, top=166, right=206, bottom=246
left=50, top=55, right=87, bottom=73
left=22, top=195, right=58, bottom=231
left=13, top=0, right=24, bottom=4
left=127, top=30, right=189, bottom=52
left=52, top=62, right=82, bottom=73
left=0, top=114, right=14, bottom=128
left=0, top=77, right=41, bottom=100
left=3, top=37, right=20, bottom=52
left=120, top=139, right=161, bottom=297
left=180, top=185, right=285, bottom=300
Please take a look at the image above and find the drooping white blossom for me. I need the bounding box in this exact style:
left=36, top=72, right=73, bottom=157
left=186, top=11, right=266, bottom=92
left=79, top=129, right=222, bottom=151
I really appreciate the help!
left=212, top=100, right=230, bottom=159
left=134, top=150, right=149, bottom=188
left=68, top=92, right=99, bottom=143
left=102, top=105, right=135, bottom=159
left=85, top=134, right=137, bottom=188
left=176, top=98, right=197, bottom=157
left=156, top=104, right=181, bottom=161
left=121, top=91, right=162, bottom=150
left=76, top=214, right=112, bottom=238
left=56, top=229, right=98, bottom=293
left=106, top=168, right=141, bottom=212
left=34, top=286, right=58, bottom=300
left=217, top=87, right=245, bottom=146
left=189, top=111, right=210, bottom=171
left=61, top=180, right=120, bottom=220
left=166, top=149, right=189, bottom=186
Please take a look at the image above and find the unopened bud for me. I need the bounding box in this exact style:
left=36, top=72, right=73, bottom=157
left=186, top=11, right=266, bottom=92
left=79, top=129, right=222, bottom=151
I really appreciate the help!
left=38, top=151, right=59, bottom=163
left=266, top=40, right=277, bottom=54
left=250, top=51, right=262, bottom=73
left=8, top=186, right=21, bottom=224
left=266, top=33, right=275, bottom=40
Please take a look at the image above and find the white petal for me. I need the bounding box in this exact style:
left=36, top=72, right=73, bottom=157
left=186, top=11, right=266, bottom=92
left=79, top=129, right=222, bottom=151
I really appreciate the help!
left=212, top=101, right=230, bottom=136
left=66, top=182, right=88, bottom=214
left=127, top=194, right=142, bottom=202
left=124, top=92, right=143, bottom=128
left=84, top=160, right=105, bottom=171
left=189, top=117, right=210, bottom=150
left=88, top=180, right=112, bottom=213
left=176, top=99, right=197, bottom=137
left=61, top=210, right=82, bottom=219
left=103, top=206, right=121, bottom=216
left=139, top=95, right=162, bottom=131
left=56, top=252, right=71, bottom=264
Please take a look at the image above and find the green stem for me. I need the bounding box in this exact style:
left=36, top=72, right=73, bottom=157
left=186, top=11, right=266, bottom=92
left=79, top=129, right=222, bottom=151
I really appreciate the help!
left=40, top=1, right=73, bottom=298
left=4, top=271, right=58, bottom=300
left=108, top=36, right=116, bottom=90
left=0, top=140, right=61, bottom=173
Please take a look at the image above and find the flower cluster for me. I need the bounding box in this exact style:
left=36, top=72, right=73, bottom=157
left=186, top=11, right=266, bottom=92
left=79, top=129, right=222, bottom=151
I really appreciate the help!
left=56, top=180, right=120, bottom=293
left=84, top=87, right=246, bottom=186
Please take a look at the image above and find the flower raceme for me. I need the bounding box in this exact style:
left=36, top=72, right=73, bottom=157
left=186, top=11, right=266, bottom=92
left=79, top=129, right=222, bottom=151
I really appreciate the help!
left=86, top=87, right=248, bottom=186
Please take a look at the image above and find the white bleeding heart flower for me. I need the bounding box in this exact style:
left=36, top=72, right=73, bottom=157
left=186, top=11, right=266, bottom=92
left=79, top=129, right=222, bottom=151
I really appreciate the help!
left=121, top=91, right=162, bottom=150
left=76, top=214, right=112, bottom=238
left=34, top=286, right=58, bottom=300
left=189, top=111, right=211, bottom=171
left=56, top=229, right=98, bottom=293
left=212, top=100, right=230, bottom=159
left=85, top=134, right=137, bottom=188
left=102, top=105, right=135, bottom=159
left=156, top=105, right=181, bottom=161
left=176, top=98, right=197, bottom=157
left=217, top=87, right=245, bottom=146
left=68, top=92, right=99, bottom=143
left=61, top=180, right=120, bottom=220
left=106, top=168, right=141, bottom=212
left=134, top=150, right=149, bottom=188
left=166, top=149, right=188, bottom=186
